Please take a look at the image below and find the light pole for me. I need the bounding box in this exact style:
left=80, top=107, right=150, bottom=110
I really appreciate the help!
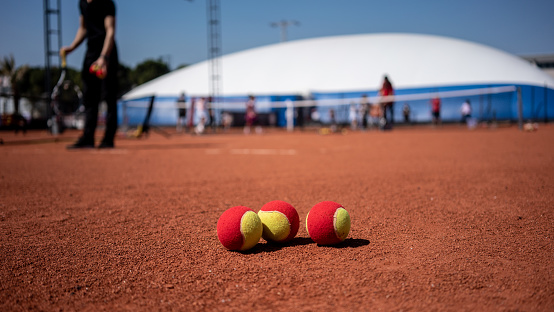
left=185, top=0, right=222, bottom=117
left=270, top=20, right=300, bottom=42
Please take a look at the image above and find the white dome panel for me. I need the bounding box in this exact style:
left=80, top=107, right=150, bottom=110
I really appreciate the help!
left=123, top=33, right=554, bottom=100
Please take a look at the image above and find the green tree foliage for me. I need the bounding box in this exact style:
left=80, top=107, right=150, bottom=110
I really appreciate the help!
left=1, top=54, right=29, bottom=113
left=1, top=55, right=174, bottom=125
left=3, top=56, right=171, bottom=102
left=131, top=58, right=170, bottom=86
left=18, top=66, right=81, bottom=98
left=176, top=63, right=189, bottom=70
left=117, top=63, right=133, bottom=98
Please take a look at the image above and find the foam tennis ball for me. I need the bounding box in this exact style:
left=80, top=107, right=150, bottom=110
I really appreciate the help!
left=89, top=64, right=97, bottom=75
left=258, top=200, right=299, bottom=243
left=96, top=68, right=106, bottom=79
left=89, top=64, right=106, bottom=79
left=306, top=201, right=351, bottom=245
left=217, top=206, right=263, bottom=251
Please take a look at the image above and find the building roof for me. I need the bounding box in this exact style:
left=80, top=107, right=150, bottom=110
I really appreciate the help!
left=123, top=33, right=554, bottom=100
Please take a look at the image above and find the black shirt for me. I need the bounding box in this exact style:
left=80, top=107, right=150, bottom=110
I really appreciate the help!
left=79, top=0, right=116, bottom=53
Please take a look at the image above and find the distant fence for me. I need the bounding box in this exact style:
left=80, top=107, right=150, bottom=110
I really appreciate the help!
left=118, top=84, right=554, bottom=130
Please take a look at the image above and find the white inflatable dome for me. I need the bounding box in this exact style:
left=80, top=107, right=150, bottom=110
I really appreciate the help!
left=123, top=33, right=554, bottom=100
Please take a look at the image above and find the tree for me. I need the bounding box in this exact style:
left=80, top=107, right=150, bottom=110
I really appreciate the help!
left=1, top=54, right=28, bottom=115
left=131, top=58, right=170, bottom=86
left=176, top=63, right=189, bottom=70
left=117, top=63, right=133, bottom=98
left=1, top=56, right=172, bottom=123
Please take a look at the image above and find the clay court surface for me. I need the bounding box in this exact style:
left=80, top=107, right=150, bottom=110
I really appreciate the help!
left=1, top=125, right=553, bottom=311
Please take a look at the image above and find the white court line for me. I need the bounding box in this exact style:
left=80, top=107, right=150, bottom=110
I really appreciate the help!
left=92, top=149, right=129, bottom=154
left=205, top=149, right=222, bottom=155
left=224, top=149, right=297, bottom=155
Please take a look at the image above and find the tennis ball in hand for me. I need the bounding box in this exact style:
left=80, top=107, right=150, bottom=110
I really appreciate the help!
left=96, top=68, right=106, bottom=79
left=89, top=64, right=106, bottom=79
left=306, top=201, right=351, bottom=245
left=258, top=200, right=299, bottom=243
left=217, top=206, right=263, bottom=251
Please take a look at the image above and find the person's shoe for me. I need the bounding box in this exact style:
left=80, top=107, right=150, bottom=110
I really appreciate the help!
left=97, top=141, right=114, bottom=149
left=67, top=138, right=95, bottom=150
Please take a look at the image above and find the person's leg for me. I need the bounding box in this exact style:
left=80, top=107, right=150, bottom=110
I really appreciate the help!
left=69, top=54, right=100, bottom=148
left=99, top=49, right=119, bottom=147
left=101, top=83, right=118, bottom=146
left=101, top=93, right=117, bottom=146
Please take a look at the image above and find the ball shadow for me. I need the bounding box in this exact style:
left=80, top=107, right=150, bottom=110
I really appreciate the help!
left=316, top=238, right=370, bottom=249
left=243, top=237, right=314, bottom=254
left=242, top=237, right=369, bottom=254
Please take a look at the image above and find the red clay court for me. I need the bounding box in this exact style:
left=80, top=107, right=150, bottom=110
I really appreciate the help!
left=1, top=125, right=553, bottom=311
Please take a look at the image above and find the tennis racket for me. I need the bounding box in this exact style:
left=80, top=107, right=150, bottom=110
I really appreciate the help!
left=48, top=50, right=67, bottom=135
left=48, top=50, right=85, bottom=134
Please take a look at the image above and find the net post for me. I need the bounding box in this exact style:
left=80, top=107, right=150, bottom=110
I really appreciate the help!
left=517, top=87, right=523, bottom=131
left=121, top=100, right=128, bottom=133
left=544, top=82, right=548, bottom=123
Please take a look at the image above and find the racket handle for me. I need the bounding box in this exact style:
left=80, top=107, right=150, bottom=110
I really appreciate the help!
left=61, top=50, right=67, bottom=68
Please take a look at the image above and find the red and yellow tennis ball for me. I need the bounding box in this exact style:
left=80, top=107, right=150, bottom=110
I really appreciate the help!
left=217, top=206, right=263, bottom=251
left=89, top=64, right=106, bottom=79
left=306, top=201, right=351, bottom=245
left=96, top=69, right=106, bottom=79
left=258, top=200, right=299, bottom=243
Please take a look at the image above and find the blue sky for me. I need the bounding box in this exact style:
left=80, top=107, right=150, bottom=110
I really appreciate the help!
left=1, top=0, right=553, bottom=70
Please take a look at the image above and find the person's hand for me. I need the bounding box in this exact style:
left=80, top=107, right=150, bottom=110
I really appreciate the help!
left=91, top=56, right=108, bottom=78
left=60, top=46, right=73, bottom=57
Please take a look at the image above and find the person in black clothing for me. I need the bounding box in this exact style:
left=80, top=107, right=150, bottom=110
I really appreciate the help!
left=62, top=0, right=119, bottom=149
left=176, top=92, right=187, bottom=132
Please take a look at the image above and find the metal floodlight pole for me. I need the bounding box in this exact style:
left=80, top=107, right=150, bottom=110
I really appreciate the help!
left=206, top=0, right=222, bottom=116
left=184, top=0, right=222, bottom=119
left=43, top=0, right=51, bottom=99
left=57, top=0, right=62, bottom=55
left=544, top=82, right=548, bottom=123
left=270, top=20, right=300, bottom=42
left=43, top=0, right=62, bottom=119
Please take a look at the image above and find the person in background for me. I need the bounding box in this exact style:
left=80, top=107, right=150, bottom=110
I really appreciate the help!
left=461, top=99, right=472, bottom=124
left=188, top=97, right=196, bottom=130
left=349, top=104, right=358, bottom=130
left=329, top=109, right=337, bottom=133
left=221, top=111, right=233, bottom=132
left=369, top=101, right=382, bottom=129
left=63, top=0, right=119, bottom=149
left=359, top=94, right=370, bottom=130
left=207, top=105, right=216, bottom=133
left=431, top=96, right=441, bottom=126
left=403, top=103, right=411, bottom=124
left=379, top=75, right=394, bottom=129
left=176, top=92, right=187, bottom=132
left=195, top=97, right=207, bottom=135
left=296, top=106, right=305, bottom=130
left=310, top=107, right=321, bottom=126
left=244, top=95, right=261, bottom=134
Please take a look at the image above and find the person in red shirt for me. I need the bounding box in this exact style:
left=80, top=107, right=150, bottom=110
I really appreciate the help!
left=379, top=76, right=394, bottom=129
left=431, top=96, right=441, bottom=126
left=244, top=95, right=261, bottom=134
